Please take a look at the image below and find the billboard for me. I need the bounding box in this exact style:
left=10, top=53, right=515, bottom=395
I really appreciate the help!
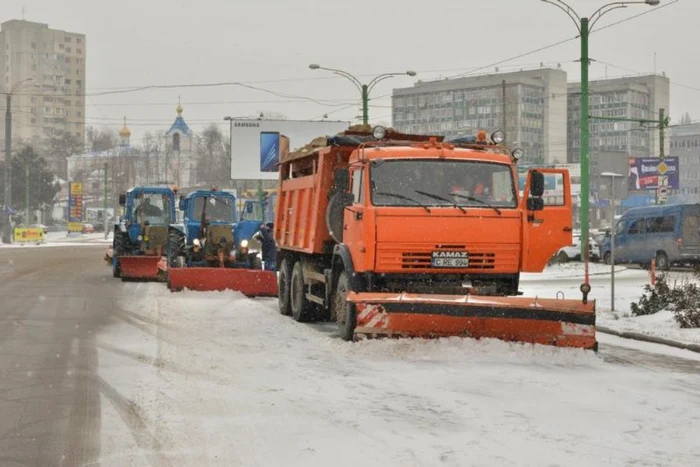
left=628, top=157, right=679, bottom=191
left=230, top=119, right=351, bottom=180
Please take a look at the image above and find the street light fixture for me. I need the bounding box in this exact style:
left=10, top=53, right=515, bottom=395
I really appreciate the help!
left=540, top=0, right=660, bottom=264
left=223, top=116, right=234, bottom=180
left=309, top=64, right=417, bottom=125
left=601, top=171, right=624, bottom=311
left=2, top=77, right=34, bottom=244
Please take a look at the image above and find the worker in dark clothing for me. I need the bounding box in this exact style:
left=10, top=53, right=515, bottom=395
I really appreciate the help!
left=253, top=222, right=276, bottom=271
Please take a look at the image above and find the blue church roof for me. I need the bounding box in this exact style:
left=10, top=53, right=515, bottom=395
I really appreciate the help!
left=166, top=116, right=191, bottom=136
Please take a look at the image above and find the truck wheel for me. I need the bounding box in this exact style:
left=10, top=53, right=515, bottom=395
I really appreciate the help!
left=290, top=261, right=313, bottom=322
left=556, top=251, right=569, bottom=264
left=498, top=274, right=519, bottom=296
left=604, top=252, right=611, bottom=265
left=278, top=258, right=293, bottom=316
left=332, top=271, right=356, bottom=341
left=655, top=251, right=670, bottom=271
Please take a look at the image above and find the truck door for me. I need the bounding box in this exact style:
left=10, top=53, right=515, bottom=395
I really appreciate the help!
left=342, top=167, right=368, bottom=271
left=522, top=169, right=573, bottom=272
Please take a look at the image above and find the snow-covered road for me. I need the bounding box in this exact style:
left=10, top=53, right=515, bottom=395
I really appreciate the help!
left=95, top=279, right=700, bottom=467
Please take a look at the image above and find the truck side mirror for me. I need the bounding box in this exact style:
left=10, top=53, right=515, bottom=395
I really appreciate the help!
left=526, top=198, right=544, bottom=211
left=334, top=168, right=350, bottom=192
left=179, top=195, right=186, bottom=211
left=342, top=192, right=355, bottom=206
left=529, top=171, right=545, bottom=197
left=118, top=193, right=126, bottom=206
left=246, top=202, right=254, bottom=214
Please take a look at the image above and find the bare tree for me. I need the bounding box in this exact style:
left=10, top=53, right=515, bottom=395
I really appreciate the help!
left=43, top=130, right=85, bottom=179
left=680, top=112, right=693, bottom=125
left=194, top=124, right=230, bottom=186
left=86, top=126, right=118, bottom=152
left=140, top=131, right=164, bottom=184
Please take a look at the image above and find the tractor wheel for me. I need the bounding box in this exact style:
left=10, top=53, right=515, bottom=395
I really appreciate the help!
left=167, top=230, right=184, bottom=268
left=112, top=258, right=121, bottom=278
left=250, top=255, right=263, bottom=270
left=278, top=258, right=293, bottom=316
left=290, top=261, right=314, bottom=322
left=332, top=271, right=356, bottom=341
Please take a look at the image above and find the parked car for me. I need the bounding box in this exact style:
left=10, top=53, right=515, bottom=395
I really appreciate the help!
left=554, top=234, right=599, bottom=263
left=592, top=231, right=608, bottom=261
left=82, top=223, right=95, bottom=234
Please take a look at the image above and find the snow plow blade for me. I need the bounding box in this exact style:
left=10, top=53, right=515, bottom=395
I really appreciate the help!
left=348, top=292, right=597, bottom=350
left=118, top=256, right=164, bottom=280
left=167, top=268, right=278, bottom=297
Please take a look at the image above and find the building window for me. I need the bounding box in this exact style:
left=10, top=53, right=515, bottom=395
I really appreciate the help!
left=66, top=37, right=71, bottom=42
left=76, top=80, right=82, bottom=86
left=77, top=38, right=82, bottom=44
left=31, top=42, right=36, bottom=49
left=65, top=79, right=71, bottom=84
left=77, top=112, right=82, bottom=117
left=66, top=47, right=71, bottom=53
left=77, top=49, right=82, bottom=55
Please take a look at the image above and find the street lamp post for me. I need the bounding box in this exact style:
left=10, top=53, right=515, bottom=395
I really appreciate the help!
left=224, top=116, right=234, bottom=190
left=602, top=171, right=624, bottom=311
left=2, top=77, right=34, bottom=244
left=308, top=64, right=417, bottom=125
left=541, top=0, right=660, bottom=261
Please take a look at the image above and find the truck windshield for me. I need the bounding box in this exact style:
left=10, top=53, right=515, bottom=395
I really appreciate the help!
left=193, top=196, right=235, bottom=222
left=370, top=160, right=516, bottom=208
left=133, top=193, right=173, bottom=225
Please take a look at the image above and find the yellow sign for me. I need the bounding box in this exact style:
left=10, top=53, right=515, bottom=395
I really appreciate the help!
left=658, top=162, right=668, bottom=175
left=68, top=222, right=83, bottom=233
left=70, top=182, right=83, bottom=196
left=14, top=227, right=44, bottom=244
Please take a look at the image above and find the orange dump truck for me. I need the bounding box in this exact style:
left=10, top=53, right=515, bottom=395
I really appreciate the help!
left=274, top=127, right=596, bottom=350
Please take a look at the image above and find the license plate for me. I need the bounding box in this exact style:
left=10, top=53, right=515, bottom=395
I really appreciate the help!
left=431, top=251, right=469, bottom=268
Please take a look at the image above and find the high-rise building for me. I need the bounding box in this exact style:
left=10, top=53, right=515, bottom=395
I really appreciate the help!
left=0, top=19, right=86, bottom=175
left=567, top=75, right=670, bottom=163
left=391, top=68, right=568, bottom=165
left=670, top=123, right=700, bottom=199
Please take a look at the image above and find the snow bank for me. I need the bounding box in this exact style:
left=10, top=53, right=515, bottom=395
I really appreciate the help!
left=94, top=282, right=700, bottom=467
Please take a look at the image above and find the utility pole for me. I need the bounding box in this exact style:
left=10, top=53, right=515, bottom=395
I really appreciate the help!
left=2, top=94, right=12, bottom=243
left=103, top=163, right=109, bottom=238
left=579, top=16, right=591, bottom=264
left=25, top=161, right=29, bottom=225
left=361, top=84, right=369, bottom=126
left=501, top=80, right=507, bottom=144
left=589, top=108, right=670, bottom=204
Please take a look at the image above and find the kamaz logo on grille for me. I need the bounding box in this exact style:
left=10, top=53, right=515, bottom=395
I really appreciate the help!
left=432, top=251, right=468, bottom=258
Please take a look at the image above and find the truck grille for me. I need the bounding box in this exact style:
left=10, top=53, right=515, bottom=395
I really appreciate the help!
left=376, top=244, right=519, bottom=272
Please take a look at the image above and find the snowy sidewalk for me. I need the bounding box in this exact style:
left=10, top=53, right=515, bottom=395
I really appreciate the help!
left=94, top=282, right=700, bottom=466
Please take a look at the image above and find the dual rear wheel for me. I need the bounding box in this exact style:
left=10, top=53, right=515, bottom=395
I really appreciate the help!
left=277, top=258, right=355, bottom=340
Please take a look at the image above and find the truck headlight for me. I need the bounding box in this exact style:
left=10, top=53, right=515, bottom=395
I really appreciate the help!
left=372, top=125, right=386, bottom=140
left=491, top=130, right=505, bottom=144
left=137, top=235, right=143, bottom=241
left=193, top=238, right=201, bottom=247
left=240, top=240, right=249, bottom=248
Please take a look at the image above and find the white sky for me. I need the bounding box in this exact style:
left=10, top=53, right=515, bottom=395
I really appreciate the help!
left=0, top=0, right=694, bottom=142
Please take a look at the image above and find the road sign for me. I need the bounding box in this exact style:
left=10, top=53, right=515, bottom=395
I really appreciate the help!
left=658, top=161, right=668, bottom=175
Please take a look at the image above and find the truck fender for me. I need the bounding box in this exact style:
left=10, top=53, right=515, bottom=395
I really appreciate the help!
left=331, top=244, right=361, bottom=292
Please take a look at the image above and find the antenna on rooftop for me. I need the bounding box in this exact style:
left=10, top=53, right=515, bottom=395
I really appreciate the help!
left=22, top=6, right=26, bottom=20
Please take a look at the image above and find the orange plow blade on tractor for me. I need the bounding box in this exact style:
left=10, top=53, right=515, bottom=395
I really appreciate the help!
left=349, top=292, right=597, bottom=350
left=167, top=268, right=278, bottom=297
left=119, top=256, right=165, bottom=280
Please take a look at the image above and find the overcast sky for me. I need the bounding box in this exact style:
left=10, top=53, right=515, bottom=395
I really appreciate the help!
left=0, top=0, right=694, bottom=143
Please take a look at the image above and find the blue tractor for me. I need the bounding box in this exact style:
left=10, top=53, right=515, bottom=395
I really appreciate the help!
left=111, top=186, right=176, bottom=280
left=166, top=189, right=277, bottom=295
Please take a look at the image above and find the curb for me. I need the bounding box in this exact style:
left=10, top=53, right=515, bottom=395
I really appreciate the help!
left=597, top=325, right=700, bottom=354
